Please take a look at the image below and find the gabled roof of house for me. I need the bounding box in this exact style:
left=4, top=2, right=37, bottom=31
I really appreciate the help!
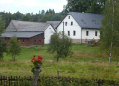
left=46, top=21, right=61, bottom=29
left=2, top=31, right=43, bottom=38
left=69, top=12, right=103, bottom=29
left=6, top=20, right=53, bottom=32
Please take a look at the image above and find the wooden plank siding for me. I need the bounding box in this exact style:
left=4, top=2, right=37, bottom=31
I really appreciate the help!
left=4, top=33, right=44, bottom=46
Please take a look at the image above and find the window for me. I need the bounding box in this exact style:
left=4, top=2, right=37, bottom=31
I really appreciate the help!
left=68, top=31, right=70, bottom=36
left=69, top=16, right=70, bottom=19
left=92, top=20, right=98, bottom=24
left=39, top=40, right=41, bottom=43
left=65, top=22, right=67, bottom=26
left=86, top=31, right=89, bottom=36
left=73, top=31, right=76, bottom=36
left=81, top=20, right=86, bottom=24
left=95, top=31, right=97, bottom=36
left=23, top=39, right=25, bottom=43
left=71, top=22, right=73, bottom=26
left=34, top=40, right=36, bottom=43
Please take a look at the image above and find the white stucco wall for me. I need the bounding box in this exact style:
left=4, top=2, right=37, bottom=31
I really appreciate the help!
left=57, top=14, right=81, bottom=39
left=82, top=29, right=100, bottom=40
left=44, top=25, right=55, bottom=44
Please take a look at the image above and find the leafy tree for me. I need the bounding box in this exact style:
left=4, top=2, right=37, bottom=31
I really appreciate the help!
left=100, top=0, right=119, bottom=63
left=0, top=17, right=7, bottom=59
left=47, top=32, right=73, bottom=62
left=7, top=35, right=21, bottom=61
left=0, top=38, right=7, bottom=59
left=65, top=0, right=106, bottom=14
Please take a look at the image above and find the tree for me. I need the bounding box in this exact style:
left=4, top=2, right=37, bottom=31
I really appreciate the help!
left=7, top=35, right=21, bottom=61
left=47, top=32, right=73, bottom=62
left=0, top=17, right=7, bottom=60
left=65, top=0, right=106, bottom=14
left=100, top=0, right=119, bottom=63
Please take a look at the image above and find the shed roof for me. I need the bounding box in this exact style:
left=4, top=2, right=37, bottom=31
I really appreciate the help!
left=2, top=31, right=43, bottom=38
left=68, top=12, right=103, bottom=29
left=6, top=20, right=51, bottom=31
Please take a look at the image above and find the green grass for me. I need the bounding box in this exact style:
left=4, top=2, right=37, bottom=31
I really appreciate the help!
left=0, top=44, right=119, bottom=80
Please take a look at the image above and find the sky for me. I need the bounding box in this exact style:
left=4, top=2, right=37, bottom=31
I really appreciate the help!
left=0, top=0, right=67, bottom=14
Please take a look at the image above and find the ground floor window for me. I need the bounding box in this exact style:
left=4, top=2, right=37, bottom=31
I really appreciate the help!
left=73, top=31, right=76, bottom=36
left=95, top=31, right=97, bottom=36
left=39, top=40, right=41, bottom=43
left=86, top=31, right=89, bottom=36
left=68, top=31, right=70, bottom=36
left=23, top=39, right=25, bottom=43
left=34, top=40, right=36, bottom=43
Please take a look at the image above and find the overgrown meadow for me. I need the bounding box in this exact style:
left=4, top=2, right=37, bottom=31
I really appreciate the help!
left=0, top=44, right=119, bottom=81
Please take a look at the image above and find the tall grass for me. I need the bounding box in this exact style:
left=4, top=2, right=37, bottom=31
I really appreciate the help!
left=0, top=44, right=119, bottom=80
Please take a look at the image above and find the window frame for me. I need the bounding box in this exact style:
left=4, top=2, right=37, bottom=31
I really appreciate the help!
left=39, top=40, right=41, bottom=43
left=86, top=31, right=89, bottom=36
left=73, top=31, right=76, bottom=36
left=34, top=40, right=36, bottom=43
left=65, top=22, right=67, bottom=26
left=95, top=31, right=97, bottom=36
left=71, top=21, right=73, bottom=26
left=68, top=31, right=70, bottom=36
left=23, top=39, right=25, bottom=43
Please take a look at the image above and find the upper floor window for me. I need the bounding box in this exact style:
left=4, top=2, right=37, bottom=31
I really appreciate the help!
left=86, top=31, right=89, bottom=36
left=65, top=22, right=67, bottom=26
left=73, top=31, right=76, bottom=36
left=69, top=16, right=70, bottom=19
left=95, top=31, right=97, bottom=36
left=71, top=22, right=73, bottom=26
left=68, top=31, right=70, bottom=36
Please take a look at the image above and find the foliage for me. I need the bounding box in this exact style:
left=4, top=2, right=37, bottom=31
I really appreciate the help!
left=65, top=0, right=106, bottom=14
left=31, top=55, right=43, bottom=72
left=7, top=34, right=21, bottom=61
left=0, top=9, right=65, bottom=28
left=1, top=76, right=119, bottom=86
left=0, top=17, right=7, bottom=59
left=47, top=32, right=73, bottom=62
left=100, top=0, right=119, bottom=63
left=0, top=38, right=7, bottom=59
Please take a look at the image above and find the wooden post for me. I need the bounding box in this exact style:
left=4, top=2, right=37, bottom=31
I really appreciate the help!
left=57, top=71, right=59, bottom=78
left=32, top=68, right=42, bottom=86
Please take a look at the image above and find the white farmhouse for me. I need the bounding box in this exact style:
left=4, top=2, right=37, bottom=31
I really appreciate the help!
left=56, top=12, right=103, bottom=43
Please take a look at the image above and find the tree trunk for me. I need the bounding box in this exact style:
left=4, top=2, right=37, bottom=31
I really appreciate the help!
left=57, top=57, right=59, bottom=62
left=32, top=69, right=41, bottom=86
left=109, top=42, right=112, bottom=64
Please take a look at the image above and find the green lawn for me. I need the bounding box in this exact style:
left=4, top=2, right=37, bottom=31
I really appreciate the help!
left=0, top=44, right=119, bottom=80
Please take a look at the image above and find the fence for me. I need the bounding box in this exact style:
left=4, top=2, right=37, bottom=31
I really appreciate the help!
left=0, top=75, right=119, bottom=86
left=0, top=76, right=33, bottom=86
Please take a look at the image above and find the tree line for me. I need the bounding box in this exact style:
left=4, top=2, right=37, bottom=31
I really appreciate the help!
left=0, top=9, right=66, bottom=28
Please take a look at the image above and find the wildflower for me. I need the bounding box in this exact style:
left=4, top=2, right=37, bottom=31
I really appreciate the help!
left=31, top=65, right=32, bottom=67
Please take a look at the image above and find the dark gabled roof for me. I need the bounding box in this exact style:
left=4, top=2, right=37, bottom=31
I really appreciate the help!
left=2, top=31, right=43, bottom=38
left=46, top=21, right=61, bottom=29
left=6, top=20, right=52, bottom=31
left=69, top=12, right=103, bottom=29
